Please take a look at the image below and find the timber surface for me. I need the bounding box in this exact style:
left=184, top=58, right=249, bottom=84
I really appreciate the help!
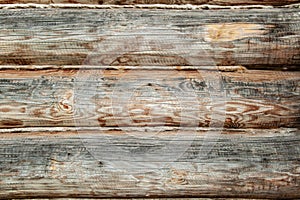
left=0, top=9, right=299, bottom=69
left=0, top=68, right=299, bottom=129
left=0, top=0, right=299, bottom=6
left=0, top=128, right=299, bottom=199
left=0, top=4, right=299, bottom=200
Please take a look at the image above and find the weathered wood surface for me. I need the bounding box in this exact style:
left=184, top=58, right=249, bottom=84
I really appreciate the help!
left=0, top=9, right=299, bottom=69
left=0, top=0, right=299, bottom=6
left=0, top=4, right=299, bottom=200
left=0, top=127, right=299, bottom=199
left=0, top=68, right=299, bottom=129
left=11, top=199, right=272, bottom=200
left=10, top=199, right=273, bottom=200
left=7, top=198, right=290, bottom=200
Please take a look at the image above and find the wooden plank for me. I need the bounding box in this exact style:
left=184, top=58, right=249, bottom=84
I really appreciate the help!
left=1, top=197, right=266, bottom=200
left=0, top=127, right=299, bottom=199
left=0, top=0, right=299, bottom=6
left=0, top=9, right=299, bottom=69
left=14, top=199, right=271, bottom=200
left=0, top=68, right=299, bottom=129
left=12, top=199, right=272, bottom=200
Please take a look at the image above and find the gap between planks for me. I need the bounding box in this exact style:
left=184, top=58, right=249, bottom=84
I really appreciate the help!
left=0, top=65, right=248, bottom=72
left=0, top=126, right=298, bottom=136
left=0, top=3, right=281, bottom=10
left=0, top=0, right=300, bottom=9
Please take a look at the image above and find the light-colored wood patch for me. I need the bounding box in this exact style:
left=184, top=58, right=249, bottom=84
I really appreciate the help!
left=205, top=23, right=270, bottom=42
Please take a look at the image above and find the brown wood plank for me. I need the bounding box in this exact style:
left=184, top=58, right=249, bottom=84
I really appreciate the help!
left=0, top=68, right=299, bottom=129
left=14, top=199, right=272, bottom=200
left=12, top=199, right=273, bottom=200
left=0, top=0, right=299, bottom=6
left=0, top=9, right=299, bottom=69
left=0, top=127, right=299, bottom=199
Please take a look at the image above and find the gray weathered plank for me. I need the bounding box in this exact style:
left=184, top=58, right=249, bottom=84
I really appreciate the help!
left=0, top=9, right=299, bottom=69
left=0, top=127, right=299, bottom=199
left=0, top=0, right=299, bottom=6
left=0, top=68, right=299, bottom=128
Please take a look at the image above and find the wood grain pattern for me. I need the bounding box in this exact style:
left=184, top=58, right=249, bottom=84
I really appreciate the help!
left=0, top=9, right=299, bottom=69
left=0, top=68, right=299, bottom=129
left=10, top=199, right=273, bottom=200
left=0, top=0, right=299, bottom=6
left=9, top=199, right=273, bottom=200
left=0, top=4, right=299, bottom=200
left=1, top=199, right=272, bottom=200
left=0, top=127, right=299, bottom=199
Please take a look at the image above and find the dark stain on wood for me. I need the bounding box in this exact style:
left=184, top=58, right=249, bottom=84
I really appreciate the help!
left=0, top=119, right=24, bottom=126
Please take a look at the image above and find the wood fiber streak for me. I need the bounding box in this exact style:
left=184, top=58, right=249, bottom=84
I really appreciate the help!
left=0, top=9, right=299, bottom=69
left=0, top=0, right=299, bottom=6
left=0, top=69, right=298, bottom=128
left=0, top=128, right=299, bottom=199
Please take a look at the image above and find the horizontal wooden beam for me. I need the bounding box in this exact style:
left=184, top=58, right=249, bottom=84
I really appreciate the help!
left=6, top=199, right=272, bottom=200
left=0, top=128, right=299, bottom=199
left=0, top=0, right=299, bottom=6
left=0, top=68, right=299, bottom=129
left=0, top=9, right=299, bottom=69
left=0, top=199, right=271, bottom=200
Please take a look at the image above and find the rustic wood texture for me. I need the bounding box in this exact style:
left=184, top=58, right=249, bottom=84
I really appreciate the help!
left=0, top=0, right=299, bottom=6
left=11, top=199, right=274, bottom=200
left=0, top=127, right=299, bottom=199
left=0, top=9, right=299, bottom=69
left=0, top=68, right=299, bottom=129
left=13, top=199, right=272, bottom=200
left=0, top=4, right=299, bottom=200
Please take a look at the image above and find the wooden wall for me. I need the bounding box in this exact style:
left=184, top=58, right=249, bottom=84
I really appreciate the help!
left=0, top=1, right=299, bottom=199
